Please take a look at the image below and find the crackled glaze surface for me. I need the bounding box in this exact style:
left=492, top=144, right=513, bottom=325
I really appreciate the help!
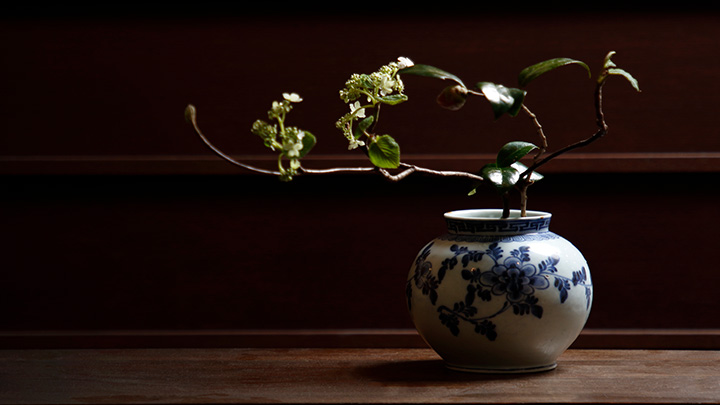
left=406, top=209, right=592, bottom=373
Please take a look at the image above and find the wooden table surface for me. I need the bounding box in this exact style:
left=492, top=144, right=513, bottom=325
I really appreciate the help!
left=1, top=348, right=719, bottom=404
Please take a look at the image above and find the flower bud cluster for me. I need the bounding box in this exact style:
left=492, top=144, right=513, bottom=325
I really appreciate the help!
left=251, top=93, right=312, bottom=181
left=336, top=57, right=414, bottom=150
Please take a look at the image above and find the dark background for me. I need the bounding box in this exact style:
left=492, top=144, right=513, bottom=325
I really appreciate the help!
left=2, top=4, right=719, bottom=333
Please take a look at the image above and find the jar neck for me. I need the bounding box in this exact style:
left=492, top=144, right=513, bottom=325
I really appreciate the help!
left=444, top=209, right=551, bottom=236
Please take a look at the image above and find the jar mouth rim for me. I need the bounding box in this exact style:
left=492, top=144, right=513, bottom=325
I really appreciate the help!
left=444, top=209, right=551, bottom=221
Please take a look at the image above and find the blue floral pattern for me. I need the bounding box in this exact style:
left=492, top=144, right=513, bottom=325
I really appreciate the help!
left=406, top=242, right=592, bottom=341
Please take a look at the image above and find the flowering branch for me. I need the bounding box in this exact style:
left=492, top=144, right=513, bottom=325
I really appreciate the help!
left=186, top=52, right=638, bottom=217
left=185, top=102, right=484, bottom=181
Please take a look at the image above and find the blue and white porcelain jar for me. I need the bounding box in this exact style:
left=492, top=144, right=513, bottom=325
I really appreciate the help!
left=406, top=209, right=593, bottom=373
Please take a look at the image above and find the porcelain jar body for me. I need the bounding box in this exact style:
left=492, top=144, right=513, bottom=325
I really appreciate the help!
left=406, top=209, right=593, bottom=373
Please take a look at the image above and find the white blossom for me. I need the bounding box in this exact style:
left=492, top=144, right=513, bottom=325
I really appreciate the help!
left=350, top=101, right=366, bottom=118
left=379, top=75, right=395, bottom=96
left=397, top=56, right=414, bottom=69
left=342, top=127, right=366, bottom=150
left=284, top=131, right=305, bottom=158
left=283, top=92, right=303, bottom=103
left=347, top=138, right=366, bottom=150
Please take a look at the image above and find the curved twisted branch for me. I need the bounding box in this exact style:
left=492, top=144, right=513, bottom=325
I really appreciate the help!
left=185, top=104, right=282, bottom=176
left=185, top=104, right=485, bottom=183
left=519, top=79, right=608, bottom=179
left=301, top=166, right=377, bottom=175
left=383, top=163, right=485, bottom=182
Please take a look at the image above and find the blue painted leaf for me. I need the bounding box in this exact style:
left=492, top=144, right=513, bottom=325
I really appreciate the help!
left=531, top=304, right=543, bottom=319
left=486, top=243, right=503, bottom=259
left=429, top=289, right=438, bottom=305
left=555, top=279, right=570, bottom=303
left=485, top=324, right=497, bottom=341
left=478, top=289, right=492, bottom=302
left=572, top=267, right=588, bottom=285
left=437, top=266, right=447, bottom=283
left=439, top=311, right=460, bottom=336
left=465, top=285, right=476, bottom=306
left=475, top=320, right=497, bottom=341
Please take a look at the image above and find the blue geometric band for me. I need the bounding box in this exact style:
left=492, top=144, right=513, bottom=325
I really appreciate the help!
left=445, top=217, right=551, bottom=235
left=438, top=232, right=560, bottom=243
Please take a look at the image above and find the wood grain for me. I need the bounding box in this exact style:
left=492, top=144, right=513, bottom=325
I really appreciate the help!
left=1, top=348, right=718, bottom=404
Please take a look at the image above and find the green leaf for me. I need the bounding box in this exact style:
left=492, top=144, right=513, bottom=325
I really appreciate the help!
left=354, top=116, right=374, bottom=139
left=608, top=68, right=641, bottom=92
left=496, top=141, right=537, bottom=168
left=377, top=94, right=409, bottom=105
left=368, top=135, right=400, bottom=169
left=518, top=57, right=591, bottom=87
left=601, top=51, right=640, bottom=91
left=471, top=162, right=542, bottom=195
left=511, top=161, right=544, bottom=182
left=398, top=64, right=465, bottom=88
left=603, top=51, right=618, bottom=69
left=476, top=82, right=526, bottom=119
left=298, top=131, right=316, bottom=158
left=481, top=163, right=519, bottom=191
left=436, top=85, right=468, bottom=111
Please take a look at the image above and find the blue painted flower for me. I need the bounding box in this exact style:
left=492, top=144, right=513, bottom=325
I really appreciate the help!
left=480, top=256, right=549, bottom=302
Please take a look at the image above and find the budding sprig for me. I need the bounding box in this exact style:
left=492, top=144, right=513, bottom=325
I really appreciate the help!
left=334, top=57, right=414, bottom=168
left=250, top=92, right=316, bottom=181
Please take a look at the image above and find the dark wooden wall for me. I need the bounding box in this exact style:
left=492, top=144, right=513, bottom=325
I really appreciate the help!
left=2, top=5, right=720, bottom=335
left=4, top=172, right=720, bottom=333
